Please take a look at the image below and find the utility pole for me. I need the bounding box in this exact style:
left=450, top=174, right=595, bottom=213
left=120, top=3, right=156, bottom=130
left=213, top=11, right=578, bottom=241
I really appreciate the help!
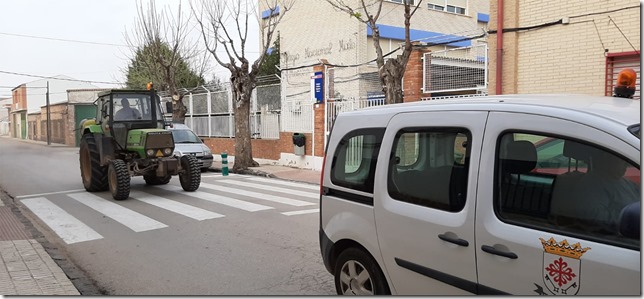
left=46, top=81, right=50, bottom=145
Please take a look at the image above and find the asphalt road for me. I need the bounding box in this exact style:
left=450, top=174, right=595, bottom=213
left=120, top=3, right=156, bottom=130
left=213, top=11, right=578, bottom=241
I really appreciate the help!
left=0, top=138, right=335, bottom=295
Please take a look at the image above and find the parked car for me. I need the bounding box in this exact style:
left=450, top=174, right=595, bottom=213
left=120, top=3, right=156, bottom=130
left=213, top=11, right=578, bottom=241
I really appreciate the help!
left=319, top=94, right=640, bottom=295
left=168, top=124, right=213, bottom=171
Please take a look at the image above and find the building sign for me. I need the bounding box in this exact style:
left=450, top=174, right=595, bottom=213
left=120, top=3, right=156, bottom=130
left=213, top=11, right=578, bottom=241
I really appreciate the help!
left=311, top=72, right=324, bottom=103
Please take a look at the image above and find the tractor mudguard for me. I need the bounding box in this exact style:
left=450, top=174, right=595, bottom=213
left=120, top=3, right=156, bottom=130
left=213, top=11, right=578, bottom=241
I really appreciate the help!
left=98, top=135, right=115, bottom=166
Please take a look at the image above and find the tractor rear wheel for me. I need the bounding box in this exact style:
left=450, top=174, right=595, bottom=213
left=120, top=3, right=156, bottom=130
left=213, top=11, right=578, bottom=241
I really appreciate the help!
left=108, top=159, right=130, bottom=200
left=79, top=134, right=108, bottom=191
left=179, top=155, right=201, bottom=191
left=143, top=174, right=171, bottom=185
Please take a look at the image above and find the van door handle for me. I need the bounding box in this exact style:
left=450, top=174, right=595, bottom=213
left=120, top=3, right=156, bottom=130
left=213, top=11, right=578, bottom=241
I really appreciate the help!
left=438, top=234, right=469, bottom=247
left=481, top=245, right=518, bottom=259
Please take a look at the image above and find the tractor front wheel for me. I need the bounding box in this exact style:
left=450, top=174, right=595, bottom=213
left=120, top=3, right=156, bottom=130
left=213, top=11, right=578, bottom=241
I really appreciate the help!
left=108, top=159, right=130, bottom=200
left=179, top=155, right=201, bottom=191
left=79, top=134, right=108, bottom=192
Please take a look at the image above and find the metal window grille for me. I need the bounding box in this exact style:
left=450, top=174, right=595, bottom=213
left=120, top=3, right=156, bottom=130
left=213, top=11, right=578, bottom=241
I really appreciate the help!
left=424, top=45, right=488, bottom=94
left=605, top=51, right=641, bottom=100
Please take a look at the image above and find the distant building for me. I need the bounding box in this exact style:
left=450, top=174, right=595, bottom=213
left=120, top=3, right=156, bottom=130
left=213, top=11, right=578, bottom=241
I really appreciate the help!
left=0, top=98, right=11, bottom=136
left=488, top=0, right=640, bottom=98
left=11, top=76, right=97, bottom=139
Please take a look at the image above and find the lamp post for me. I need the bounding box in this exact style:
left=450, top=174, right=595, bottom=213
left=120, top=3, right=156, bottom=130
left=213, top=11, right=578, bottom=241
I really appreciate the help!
left=46, top=81, right=51, bottom=145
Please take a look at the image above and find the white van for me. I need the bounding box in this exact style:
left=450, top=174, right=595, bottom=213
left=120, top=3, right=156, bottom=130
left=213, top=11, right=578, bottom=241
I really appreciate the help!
left=319, top=94, right=640, bottom=295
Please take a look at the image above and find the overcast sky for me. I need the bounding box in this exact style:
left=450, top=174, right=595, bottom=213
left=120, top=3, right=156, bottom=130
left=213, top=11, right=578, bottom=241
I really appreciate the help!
left=0, top=0, right=260, bottom=98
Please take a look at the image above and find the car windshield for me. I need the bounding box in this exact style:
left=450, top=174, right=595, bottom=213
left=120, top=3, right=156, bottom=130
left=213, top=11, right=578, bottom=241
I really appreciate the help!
left=171, top=129, right=201, bottom=143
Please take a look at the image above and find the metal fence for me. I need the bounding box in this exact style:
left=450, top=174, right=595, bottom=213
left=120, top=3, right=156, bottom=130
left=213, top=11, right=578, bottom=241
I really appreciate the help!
left=424, top=44, right=488, bottom=94
left=161, top=82, right=282, bottom=139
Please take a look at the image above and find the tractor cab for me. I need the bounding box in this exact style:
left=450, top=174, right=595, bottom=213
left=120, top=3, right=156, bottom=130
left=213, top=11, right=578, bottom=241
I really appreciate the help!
left=95, top=90, right=166, bottom=149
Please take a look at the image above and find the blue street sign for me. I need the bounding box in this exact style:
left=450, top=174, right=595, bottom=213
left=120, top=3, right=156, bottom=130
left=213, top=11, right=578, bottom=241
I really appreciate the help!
left=312, top=71, right=324, bottom=103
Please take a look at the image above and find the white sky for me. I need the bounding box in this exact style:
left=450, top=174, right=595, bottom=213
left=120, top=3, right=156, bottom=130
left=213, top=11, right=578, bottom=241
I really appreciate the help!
left=0, top=0, right=260, bottom=98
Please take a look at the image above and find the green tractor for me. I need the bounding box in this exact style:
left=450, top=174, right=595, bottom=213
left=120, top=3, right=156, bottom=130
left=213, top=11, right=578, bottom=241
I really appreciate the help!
left=78, top=89, right=201, bottom=200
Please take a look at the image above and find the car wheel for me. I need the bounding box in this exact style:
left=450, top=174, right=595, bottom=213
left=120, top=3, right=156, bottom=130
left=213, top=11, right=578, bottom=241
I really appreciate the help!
left=334, top=248, right=390, bottom=295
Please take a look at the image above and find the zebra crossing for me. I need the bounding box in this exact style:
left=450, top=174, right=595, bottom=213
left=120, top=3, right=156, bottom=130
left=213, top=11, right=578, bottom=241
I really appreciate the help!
left=18, top=175, right=320, bottom=245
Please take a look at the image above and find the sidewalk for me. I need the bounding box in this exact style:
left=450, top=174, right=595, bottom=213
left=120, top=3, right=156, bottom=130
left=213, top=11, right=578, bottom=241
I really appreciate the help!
left=0, top=201, right=80, bottom=295
left=209, top=161, right=321, bottom=185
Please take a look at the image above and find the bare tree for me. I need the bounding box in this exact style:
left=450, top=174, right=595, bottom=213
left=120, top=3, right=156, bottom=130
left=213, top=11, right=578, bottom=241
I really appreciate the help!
left=125, top=0, right=206, bottom=123
left=192, top=0, right=293, bottom=171
left=327, top=0, right=422, bottom=104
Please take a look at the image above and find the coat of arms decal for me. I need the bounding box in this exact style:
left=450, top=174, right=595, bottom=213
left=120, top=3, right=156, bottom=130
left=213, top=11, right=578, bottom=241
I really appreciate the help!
left=538, top=237, right=591, bottom=295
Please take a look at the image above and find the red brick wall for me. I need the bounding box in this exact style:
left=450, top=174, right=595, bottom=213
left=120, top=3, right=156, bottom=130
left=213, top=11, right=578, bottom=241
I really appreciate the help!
left=403, top=46, right=432, bottom=102
left=12, top=86, right=27, bottom=111
left=203, top=131, right=316, bottom=160
left=313, top=64, right=326, bottom=157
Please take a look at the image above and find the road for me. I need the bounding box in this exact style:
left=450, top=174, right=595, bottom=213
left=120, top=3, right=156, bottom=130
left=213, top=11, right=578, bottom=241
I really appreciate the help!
left=0, top=138, right=334, bottom=295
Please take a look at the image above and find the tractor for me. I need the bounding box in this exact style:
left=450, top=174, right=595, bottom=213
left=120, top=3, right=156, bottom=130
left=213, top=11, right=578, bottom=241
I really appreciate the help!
left=78, top=88, right=201, bottom=200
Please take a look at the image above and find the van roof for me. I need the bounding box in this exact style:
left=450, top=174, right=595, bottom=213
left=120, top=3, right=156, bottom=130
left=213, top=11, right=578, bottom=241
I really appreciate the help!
left=340, top=94, right=640, bottom=127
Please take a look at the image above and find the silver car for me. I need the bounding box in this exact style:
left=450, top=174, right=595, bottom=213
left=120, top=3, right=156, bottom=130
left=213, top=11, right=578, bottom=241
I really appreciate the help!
left=168, top=124, right=213, bottom=171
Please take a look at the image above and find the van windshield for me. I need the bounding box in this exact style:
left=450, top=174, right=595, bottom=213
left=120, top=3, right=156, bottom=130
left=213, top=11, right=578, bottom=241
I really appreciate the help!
left=171, top=129, right=201, bottom=143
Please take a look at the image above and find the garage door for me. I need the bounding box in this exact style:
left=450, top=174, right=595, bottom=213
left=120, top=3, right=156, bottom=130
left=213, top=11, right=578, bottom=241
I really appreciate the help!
left=74, top=105, right=97, bottom=147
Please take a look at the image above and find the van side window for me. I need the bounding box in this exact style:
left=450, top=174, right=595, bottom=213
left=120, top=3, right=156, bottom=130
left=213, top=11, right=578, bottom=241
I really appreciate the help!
left=330, top=128, right=385, bottom=193
left=496, top=132, right=641, bottom=249
left=387, top=128, right=471, bottom=212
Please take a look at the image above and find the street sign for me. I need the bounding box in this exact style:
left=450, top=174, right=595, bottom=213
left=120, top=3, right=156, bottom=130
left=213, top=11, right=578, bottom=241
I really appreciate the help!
left=311, top=72, right=324, bottom=104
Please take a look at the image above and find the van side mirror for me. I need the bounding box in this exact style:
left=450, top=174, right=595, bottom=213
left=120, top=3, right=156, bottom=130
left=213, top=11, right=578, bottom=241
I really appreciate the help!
left=166, top=101, right=173, bottom=113
left=619, top=202, right=640, bottom=239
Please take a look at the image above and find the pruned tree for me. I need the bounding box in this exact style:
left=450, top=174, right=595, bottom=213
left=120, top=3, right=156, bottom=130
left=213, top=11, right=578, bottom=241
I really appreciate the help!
left=125, top=0, right=206, bottom=123
left=326, top=0, right=422, bottom=104
left=192, top=0, right=293, bottom=171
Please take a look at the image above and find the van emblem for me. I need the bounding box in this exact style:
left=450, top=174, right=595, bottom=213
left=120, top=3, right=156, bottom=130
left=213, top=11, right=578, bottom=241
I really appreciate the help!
left=539, top=237, right=590, bottom=295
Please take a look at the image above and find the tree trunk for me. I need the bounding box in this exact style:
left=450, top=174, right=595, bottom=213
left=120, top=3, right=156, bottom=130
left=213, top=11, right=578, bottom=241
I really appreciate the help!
left=231, top=75, right=258, bottom=171
left=380, top=57, right=406, bottom=104
left=172, top=94, right=187, bottom=124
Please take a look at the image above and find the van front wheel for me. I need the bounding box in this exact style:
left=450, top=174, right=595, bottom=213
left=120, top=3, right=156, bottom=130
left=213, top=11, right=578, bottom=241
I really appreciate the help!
left=334, top=248, right=390, bottom=295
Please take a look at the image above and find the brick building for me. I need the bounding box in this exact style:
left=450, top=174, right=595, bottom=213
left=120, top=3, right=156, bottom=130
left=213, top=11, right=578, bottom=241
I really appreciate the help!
left=265, top=0, right=490, bottom=101
left=10, top=76, right=98, bottom=140
left=22, top=88, right=107, bottom=146
left=488, top=0, right=640, bottom=98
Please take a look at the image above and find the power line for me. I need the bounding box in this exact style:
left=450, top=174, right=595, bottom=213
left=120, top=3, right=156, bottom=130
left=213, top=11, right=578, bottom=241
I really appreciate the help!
left=569, top=5, right=640, bottom=19
left=607, top=15, right=640, bottom=54
left=0, top=32, right=130, bottom=47
left=0, top=70, right=123, bottom=85
left=0, top=31, right=262, bottom=54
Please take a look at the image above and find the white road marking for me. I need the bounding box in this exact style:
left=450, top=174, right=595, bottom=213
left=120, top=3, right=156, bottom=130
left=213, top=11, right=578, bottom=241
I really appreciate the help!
left=281, top=209, right=320, bottom=216
left=67, top=193, right=168, bottom=232
left=199, top=182, right=315, bottom=207
left=129, top=191, right=224, bottom=221
left=21, top=197, right=103, bottom=244
left=217, top=180, right=319, bottom=200
left=157, top=185, right=273, bottom=212
left=15, top=189, right=87, bottom=199
left=201, top=173, right=242, bottom=178
left=245, top=177, right=319, bottom=191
